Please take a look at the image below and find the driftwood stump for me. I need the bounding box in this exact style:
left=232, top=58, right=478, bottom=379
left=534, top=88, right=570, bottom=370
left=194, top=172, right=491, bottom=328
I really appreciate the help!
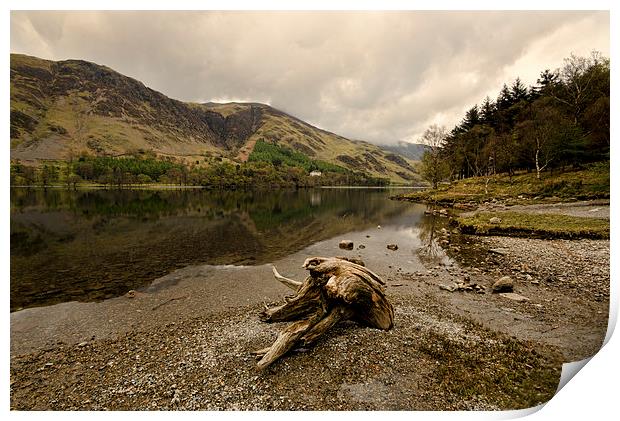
left=252, top=257, right=394, bottom=370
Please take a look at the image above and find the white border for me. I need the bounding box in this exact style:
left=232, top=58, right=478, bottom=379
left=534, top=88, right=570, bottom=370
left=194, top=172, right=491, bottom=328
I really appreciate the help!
left=3, top=2, right=617, bottom=420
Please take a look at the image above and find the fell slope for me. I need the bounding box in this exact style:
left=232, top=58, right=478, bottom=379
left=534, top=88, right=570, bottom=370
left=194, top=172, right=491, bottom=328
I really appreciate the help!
left=10, top=53, right=419, bottom=183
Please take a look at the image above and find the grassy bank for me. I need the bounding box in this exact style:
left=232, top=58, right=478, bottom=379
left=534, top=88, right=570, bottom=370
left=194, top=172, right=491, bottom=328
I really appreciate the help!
left=396, top=162, right=609, bottom=206
left=456, top=211, right=610, bottom=239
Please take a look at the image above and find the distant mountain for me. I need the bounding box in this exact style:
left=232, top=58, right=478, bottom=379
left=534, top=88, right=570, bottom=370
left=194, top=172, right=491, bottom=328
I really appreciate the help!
left=10, top=53, right=420, bottom=184
left=379, top=141, right=429, bottom=161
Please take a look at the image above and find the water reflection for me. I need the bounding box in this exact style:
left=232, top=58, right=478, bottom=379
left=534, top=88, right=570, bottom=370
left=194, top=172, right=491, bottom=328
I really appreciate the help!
left=415, top=210, right=453, bottom=266
left=417, top=213, right=443, bottom=259
left=10, top=187, right=423, bottom=311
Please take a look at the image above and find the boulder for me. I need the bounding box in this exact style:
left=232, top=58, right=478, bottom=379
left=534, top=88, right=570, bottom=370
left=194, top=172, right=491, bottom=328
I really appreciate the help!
left=489, top=217, right=502, bottom=224
left=492, top=276, right=514, bottom=293
left=339, top=240, right=354, bottom=250
left=387, top=244, right=399, bottom=251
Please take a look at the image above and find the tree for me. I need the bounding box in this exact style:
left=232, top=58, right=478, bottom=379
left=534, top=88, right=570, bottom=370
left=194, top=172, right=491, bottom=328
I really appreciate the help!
left=479, top=96, right=496, bottom=126
left=496, top=83, right=513, bottom=110
left=532, top=69, right=560, bottom=98
left=22, top=166, right=36, bottom=185
left=67, top=174, right=82, bottom=190
left=461, top=105, right=480, bottom=130
left=553, top=51, right=608, bottom=125
left=494, top=132, right=519, bottom=181
left=436, top=51, right=608, bottom=181
left=136, top=174, right=153, bottom=184
left=515, top=101, right=575, bottom=179
left=39, top=164, right=59, bottom=186
left=112, top=167, right=125, bottom=188
left=461, top=125, right=494, bottom=178
left=75, top=161, right=95, bottom=180
left=419, top=125, right=449, bottom=189
left=98, top=168, right=114, bottom=188
left=510, top=77, right=529, bottom=102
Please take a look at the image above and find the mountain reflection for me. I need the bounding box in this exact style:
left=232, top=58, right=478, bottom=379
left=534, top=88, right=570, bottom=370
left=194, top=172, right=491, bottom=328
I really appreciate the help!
left=11, top=187, right=418, bottom=311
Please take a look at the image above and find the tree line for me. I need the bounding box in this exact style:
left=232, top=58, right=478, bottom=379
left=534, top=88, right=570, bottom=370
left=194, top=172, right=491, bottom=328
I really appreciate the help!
left=420, top=51, right=609, bottom=187
left=11, top=151, right=388, bottom=189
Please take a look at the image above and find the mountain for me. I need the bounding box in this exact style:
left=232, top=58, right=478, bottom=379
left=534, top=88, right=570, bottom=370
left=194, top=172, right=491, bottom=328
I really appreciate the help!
left=10, top=53, right=420, bottom=184
left=379, top=141, right=429, bottom=161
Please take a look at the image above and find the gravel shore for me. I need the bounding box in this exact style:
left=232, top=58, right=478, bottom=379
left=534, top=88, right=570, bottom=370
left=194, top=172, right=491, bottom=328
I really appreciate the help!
left=10, top=207, right=610, bottom=411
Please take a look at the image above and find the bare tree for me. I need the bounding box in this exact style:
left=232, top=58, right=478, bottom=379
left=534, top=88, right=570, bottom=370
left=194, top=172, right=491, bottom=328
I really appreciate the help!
left=552, top=50, right=608, bottom=125
left=419, top=124, right=449, bottom=189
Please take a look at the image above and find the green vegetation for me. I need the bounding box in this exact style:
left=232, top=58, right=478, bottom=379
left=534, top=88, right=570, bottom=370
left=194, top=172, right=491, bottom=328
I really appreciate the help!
left=399, top=161, right=609, bottom=206
left=73, top=156, right=184, bottom=184
left=248, top=140, right=346, bottom=173
left=10, top=151, right=389, bottom=189
left=417, top=51, right=609, bottom=187
left=419, top=323, right=561, bottom=409
left=10, top=53, right=419, bottom=184
left=457, top=211, right=609, bottom=239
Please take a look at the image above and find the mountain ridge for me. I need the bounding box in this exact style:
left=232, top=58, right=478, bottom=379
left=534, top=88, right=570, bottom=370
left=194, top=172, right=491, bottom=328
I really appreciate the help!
left=10, top=53, right=420, bottom=183
left=379, top=141, right=429, bottom=161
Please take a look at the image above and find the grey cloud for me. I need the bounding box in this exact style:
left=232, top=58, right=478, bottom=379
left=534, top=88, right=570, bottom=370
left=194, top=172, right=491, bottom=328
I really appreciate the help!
left=10, top=10, right=609, bottom=144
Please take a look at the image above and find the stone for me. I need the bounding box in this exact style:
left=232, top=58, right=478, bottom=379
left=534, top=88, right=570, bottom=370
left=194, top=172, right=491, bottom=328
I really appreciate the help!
left=489, top=217, right=502, bottom=224
left=492, top=276, right=514, bottom=293
left=77, top=341, right=88, bottom=347
left=358, top=244, right=366, bottom=249
left=126, top=290, right=137, bottom=298
left=488, top=248, right=507, bottom=256
left=439, top=209, right=448, bottom=215
left=339, top=240, right=354, bottom=250
left=499, top=292, right=530, bottom=302
left=387, top=244, right=398, bottom=251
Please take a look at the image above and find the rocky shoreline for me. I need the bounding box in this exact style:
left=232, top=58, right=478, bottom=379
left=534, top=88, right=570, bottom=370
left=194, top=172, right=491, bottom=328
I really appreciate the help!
left=10, top=202, right=610, bottom=411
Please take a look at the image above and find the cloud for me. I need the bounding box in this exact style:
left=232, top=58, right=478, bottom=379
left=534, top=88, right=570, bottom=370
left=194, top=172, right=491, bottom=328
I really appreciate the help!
left=10, top=10, right=609, bottom=145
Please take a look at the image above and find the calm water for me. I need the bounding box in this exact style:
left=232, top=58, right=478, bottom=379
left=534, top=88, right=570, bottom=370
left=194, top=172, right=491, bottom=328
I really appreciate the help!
left=10, top=187, right=441, bottom=312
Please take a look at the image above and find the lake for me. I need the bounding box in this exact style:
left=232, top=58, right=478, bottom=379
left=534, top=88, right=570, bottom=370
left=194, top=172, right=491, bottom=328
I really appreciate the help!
left=10, top=187, right=448, bottom=313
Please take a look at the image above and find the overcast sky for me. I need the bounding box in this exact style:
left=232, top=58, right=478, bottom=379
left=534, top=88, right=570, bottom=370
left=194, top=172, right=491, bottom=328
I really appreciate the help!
left=10, top=10, right=609, bottom=145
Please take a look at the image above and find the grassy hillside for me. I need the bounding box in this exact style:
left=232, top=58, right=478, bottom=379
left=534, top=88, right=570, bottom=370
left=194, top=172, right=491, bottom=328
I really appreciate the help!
left=242, top=108, right=421, bottom=183
left=10, top=54, right=226, bottom=160
left=10, top=53, right=420, bottom=184
left=396, top=162, right=609, bottom=205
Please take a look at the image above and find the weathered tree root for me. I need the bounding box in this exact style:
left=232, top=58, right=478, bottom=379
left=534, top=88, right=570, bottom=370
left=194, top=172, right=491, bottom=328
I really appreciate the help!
left=253, top=257, right=394, bottom=370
